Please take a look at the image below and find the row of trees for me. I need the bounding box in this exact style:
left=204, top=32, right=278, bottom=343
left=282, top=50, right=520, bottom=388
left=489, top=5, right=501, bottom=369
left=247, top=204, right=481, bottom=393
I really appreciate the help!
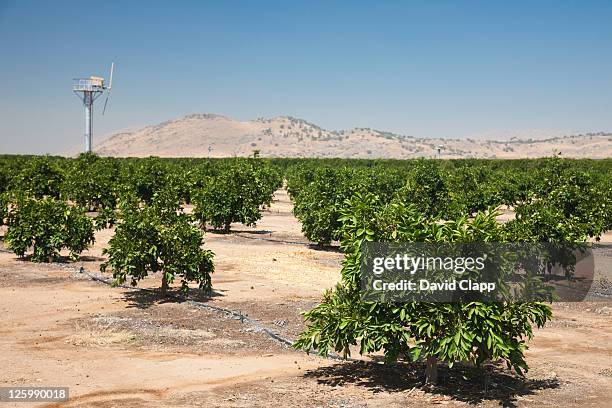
left=286, top=157, right=612, bottom=246
left=287, top=156, right=612, bottom=382
left=2, top=154, right=611, bottom=382
left=0, top=154, right=282, bottom=294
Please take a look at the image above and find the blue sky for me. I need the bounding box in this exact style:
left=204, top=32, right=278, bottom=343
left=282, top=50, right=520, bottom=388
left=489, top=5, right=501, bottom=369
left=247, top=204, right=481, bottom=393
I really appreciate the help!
left=1, top=0, right=611, bottom=154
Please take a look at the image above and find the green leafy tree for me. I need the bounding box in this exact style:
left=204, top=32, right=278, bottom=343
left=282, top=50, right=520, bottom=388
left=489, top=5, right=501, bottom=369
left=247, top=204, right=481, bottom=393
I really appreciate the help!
left=0, top=192, right=7, bottom=226
left=120, top=157, right=172, bottom=204
left=62, top=152, right=120, bottom=228
left=394, top=160, right=462, bottom=220
left=290, top=167, right=354, bottom=245
left=11, top=156, right=64, bottom=199
left=0, top=164, right=11, bottom=195
left=289, top=165, right=412, bottom=245
left=491, top=170, right=534, bottom=206
left=448, top=165, right=497, bottom=214
left=192, top=159, right=279, bottom=232
left=5, top=195, right=94, bottom=262
left=290, top=167, right=387, bottom=245
left=101, top=188, right=214, bottom=295
left=507, top=158, right=610, bottom=241
left=294, top=193, right=552, bottom=384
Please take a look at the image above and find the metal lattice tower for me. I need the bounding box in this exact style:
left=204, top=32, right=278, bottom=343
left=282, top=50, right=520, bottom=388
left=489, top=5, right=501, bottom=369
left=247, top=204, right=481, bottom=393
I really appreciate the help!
left=72, top=63, right=114, bottom=153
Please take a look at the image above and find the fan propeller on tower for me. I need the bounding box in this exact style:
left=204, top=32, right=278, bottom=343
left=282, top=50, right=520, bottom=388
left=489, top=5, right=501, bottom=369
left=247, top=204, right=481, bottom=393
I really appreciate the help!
left=102, top=62, right=114, bottom=115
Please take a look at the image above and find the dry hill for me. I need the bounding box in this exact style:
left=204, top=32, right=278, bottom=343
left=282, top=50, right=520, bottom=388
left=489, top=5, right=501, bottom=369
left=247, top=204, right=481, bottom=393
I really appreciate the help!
left=95, top=113, right=612, bottom=159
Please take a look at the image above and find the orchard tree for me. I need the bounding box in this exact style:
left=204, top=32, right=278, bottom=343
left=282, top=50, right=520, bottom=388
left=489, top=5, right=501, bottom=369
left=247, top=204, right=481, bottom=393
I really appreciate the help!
left=290, top=167, right=374, bottom=245
left=0, top=164, right=11, bottom=195
left=0, top=192, right=7, bottom=226
left=394, top=160, right=462, bottom=220
left=294, top=193, right=552, bottom=384
left=120, top=156, right=172, bottom=204
left=291, top=167, right=350, bottom=245
left=62, top=152, right=120, bottom=227
left=11, top=156, right=64, bottom=199
left=285, top=164, right=318, bottom=201
left=289, top=166, right=405, bottom=245
left=5, top=195, right=94, bottom=262
left=192, top=159, right=279, bottom=232
left=101, top=188, right=214, bottom=295
left=507, top=158, right=611, bottom=241
left=448, top=165, right=497, bottom=215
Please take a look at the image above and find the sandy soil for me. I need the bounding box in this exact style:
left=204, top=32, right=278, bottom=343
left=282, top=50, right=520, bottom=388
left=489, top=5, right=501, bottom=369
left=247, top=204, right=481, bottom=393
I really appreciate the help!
left=1, top=189, right=611, bottom=407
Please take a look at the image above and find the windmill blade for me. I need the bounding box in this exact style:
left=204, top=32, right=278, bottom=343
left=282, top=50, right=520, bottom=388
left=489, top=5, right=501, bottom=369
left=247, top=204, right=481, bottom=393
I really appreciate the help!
left=102, top=93, right=110, bottom=115
left=102, top=62, right=114, bottom=114
left=107, top=62, right=114, bottom=90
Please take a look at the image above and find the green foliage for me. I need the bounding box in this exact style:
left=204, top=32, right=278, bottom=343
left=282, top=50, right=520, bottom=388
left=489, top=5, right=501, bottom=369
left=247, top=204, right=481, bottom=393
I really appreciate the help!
left=0, top=193, right=7, bottom=226
left=11, top=156, right=64, bottom=199
left=394, top=160, right=463, bottom=220
left=286, top=156, right=612, bottom=249
left=294, top=193, right=553, bottom=377
left=101, top=188, right=214, bottom=294
left=506, top=157, right=610, bottom=241
left=288, top=154, right=611, bottom=380
left=0, top=152, right=609, bottom=374
left=192, top=159, right=281, bottom=232
left=0, top=165, right=11, bottom=195
left=289, top=166, right=405, bottom=245
left=287, top=156, right=609, bottom=379
left=5, top=195, right=94, bottom=262
left=448, top=165, right=498, bottom=214
left=62, top=153, right=120, bottom=228
left=290, top=167, right=357, bottom=245
left=120, top=157, right=174, bottom=204
left=492, top=172, right=534, bottom=206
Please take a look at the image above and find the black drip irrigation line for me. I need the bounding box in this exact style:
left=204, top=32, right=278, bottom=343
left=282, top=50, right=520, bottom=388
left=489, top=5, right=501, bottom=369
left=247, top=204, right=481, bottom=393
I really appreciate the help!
left=0, top=247, right=355, bottom=362
left=230, top=233, right=344, bottom=256
left=230, top=232, right=310, bottom=246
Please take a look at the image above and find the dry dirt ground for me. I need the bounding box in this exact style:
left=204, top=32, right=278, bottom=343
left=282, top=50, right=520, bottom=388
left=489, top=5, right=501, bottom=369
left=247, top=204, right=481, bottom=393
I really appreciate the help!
left=1, top=189, right=611, bottom=407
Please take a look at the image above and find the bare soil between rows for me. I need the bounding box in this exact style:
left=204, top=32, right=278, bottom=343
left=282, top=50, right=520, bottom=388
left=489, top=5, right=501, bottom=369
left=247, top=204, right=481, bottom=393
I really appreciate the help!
left=1, top=189, right=611, bottom=407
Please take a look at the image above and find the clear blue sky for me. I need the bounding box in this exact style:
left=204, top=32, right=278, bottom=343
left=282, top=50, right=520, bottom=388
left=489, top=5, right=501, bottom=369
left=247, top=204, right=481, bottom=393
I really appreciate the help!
left=1, top=0, right=611, bottom=154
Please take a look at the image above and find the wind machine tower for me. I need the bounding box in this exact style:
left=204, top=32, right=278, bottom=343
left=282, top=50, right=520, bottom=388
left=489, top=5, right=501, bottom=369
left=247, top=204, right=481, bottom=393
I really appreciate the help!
left=72, top=63, right=114, bottom=152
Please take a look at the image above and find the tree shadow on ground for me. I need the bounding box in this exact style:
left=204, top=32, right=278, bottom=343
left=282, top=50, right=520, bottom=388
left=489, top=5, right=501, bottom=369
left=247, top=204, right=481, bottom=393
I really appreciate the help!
left=77, top=255, right=105, bottom=262
left=206, top=229, right=231, bottom=235
left=307, top=243, right=342, bottom=253
left=229, top=229, right=274, bottom=235
left=12, top=254, right=106, bottom=263
left=121, top=285, right=222, bottom=310
left=206, top=226, right=275, bottom=235
left=121, top=289, right=177, bottom=309
left=304, top=360, right=560, bottom=407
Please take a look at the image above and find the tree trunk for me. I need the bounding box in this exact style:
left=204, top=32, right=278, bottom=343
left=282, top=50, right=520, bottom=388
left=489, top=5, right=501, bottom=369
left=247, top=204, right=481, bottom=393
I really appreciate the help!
left=425, top=356, right=438, bottom=385
left=160, top=273, right=169, bottom=297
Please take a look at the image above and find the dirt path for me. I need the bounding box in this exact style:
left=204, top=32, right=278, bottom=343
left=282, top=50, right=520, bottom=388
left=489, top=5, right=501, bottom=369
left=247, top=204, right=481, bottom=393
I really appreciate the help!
left=1, top=189, right=611, bottom=407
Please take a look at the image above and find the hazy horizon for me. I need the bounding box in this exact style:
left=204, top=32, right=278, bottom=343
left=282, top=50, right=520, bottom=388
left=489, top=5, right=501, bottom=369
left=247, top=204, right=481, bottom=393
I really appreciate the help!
left=1, top=0, right=611, bottom=154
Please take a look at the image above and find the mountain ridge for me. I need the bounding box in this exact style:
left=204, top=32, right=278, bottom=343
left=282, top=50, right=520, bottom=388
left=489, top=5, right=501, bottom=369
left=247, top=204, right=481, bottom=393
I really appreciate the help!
left=94, top=114, right=612, bottom=159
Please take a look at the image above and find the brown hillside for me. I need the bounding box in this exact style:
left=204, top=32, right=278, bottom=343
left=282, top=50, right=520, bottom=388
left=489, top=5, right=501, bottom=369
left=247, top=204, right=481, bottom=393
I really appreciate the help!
left=95, top=113, right=612, bottom=159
